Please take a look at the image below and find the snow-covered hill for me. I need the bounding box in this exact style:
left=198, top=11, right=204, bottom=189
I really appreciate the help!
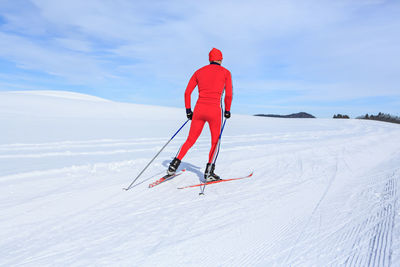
left=1, top=91, right=400, bottom=266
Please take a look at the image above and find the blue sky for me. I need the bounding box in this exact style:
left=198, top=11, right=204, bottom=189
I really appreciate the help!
left=0, top=0, right=399, bottom=118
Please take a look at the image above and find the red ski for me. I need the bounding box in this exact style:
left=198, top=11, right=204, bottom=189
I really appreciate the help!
left=177, top=172, right=253, bottom=189
left=149, top=169, right=186, bottom=188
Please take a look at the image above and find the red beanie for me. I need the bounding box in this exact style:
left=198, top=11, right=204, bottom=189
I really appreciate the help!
left=209, top=48, right=223, bottom=61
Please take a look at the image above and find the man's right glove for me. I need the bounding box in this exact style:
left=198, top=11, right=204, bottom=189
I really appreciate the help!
left=224, top=110, right=231, bottom=119
left=186, top=108, right=193, bottom=120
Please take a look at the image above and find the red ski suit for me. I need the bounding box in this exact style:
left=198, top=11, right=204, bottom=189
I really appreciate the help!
left=177, top=62, right=233, bottom=163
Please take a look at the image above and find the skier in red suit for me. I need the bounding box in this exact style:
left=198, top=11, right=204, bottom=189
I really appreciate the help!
left=167, top=48, right=233, bottom=181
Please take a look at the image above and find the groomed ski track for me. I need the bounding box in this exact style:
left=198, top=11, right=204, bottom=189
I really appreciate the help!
left=1, top=91, right=400, bottom=266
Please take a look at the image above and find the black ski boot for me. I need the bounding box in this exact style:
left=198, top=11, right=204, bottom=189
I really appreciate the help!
left=204, top=163, right=221, bottom=182
left=167, top=157, right=181, bottom=176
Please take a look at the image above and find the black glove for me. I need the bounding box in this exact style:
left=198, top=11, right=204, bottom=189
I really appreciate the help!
left=224, top=110, right=231, bottom=119
left=186, top=108, right=193, bottom=120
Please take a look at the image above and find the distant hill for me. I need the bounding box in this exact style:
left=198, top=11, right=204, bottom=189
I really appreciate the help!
left=254, top=112, right=316, bottom=118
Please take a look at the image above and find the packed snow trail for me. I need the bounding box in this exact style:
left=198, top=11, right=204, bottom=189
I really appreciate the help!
left=1, top=91, right=400, bottom=266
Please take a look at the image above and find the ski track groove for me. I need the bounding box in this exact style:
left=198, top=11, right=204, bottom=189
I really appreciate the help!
left=349, top=172, right=397, bottom=267
left=279, top=164, right=399, bottom=267
left=287, top=169, right=399, bottom=267
left=0, top=131, right=368, bottom=160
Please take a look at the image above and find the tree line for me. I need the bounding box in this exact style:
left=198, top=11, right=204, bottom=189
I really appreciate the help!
left=356, top=112, right=400, bottom=124
left=333, top=114, right=350, bottom=119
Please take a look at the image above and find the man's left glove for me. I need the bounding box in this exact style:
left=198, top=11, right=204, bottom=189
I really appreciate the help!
left=224, top=110, right=231, bottom=119
left=186, top=108, right=193, bottom=120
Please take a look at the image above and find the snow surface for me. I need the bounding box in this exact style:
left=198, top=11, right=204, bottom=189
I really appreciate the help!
left=1, top=91, right=400, bottom=266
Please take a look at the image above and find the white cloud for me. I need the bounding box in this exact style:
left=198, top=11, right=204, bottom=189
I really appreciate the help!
left=53, top=38, right=92, bottom=52
left=0, top=32, right=111, bottom=83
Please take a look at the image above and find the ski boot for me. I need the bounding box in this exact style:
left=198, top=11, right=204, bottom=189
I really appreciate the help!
left=167, top=157, right=181, bottom=176
left=204, top=163, right=221, bottom=182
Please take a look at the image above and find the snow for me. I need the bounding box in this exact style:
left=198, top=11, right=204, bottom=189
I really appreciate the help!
left=6, top=90, right=110, bottom=102
left=1, top=90, right=400, bottom=266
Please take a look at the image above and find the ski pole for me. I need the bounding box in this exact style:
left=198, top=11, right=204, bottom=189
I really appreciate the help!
left=200, top=118, right=227, bottom=195
left=123, top=119, right=190, bottom=191
left=212, top=118, right=227, bottom=164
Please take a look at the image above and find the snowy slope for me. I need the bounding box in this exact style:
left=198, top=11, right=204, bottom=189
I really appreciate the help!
left=1, top=91, right=400, bottom=266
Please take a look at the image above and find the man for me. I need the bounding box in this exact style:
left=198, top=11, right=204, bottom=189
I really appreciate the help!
left=167, top=48, right=233, bottom=181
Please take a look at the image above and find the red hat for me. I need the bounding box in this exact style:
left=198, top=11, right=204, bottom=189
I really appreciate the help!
left=209, top=48, right=223, bottom=61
